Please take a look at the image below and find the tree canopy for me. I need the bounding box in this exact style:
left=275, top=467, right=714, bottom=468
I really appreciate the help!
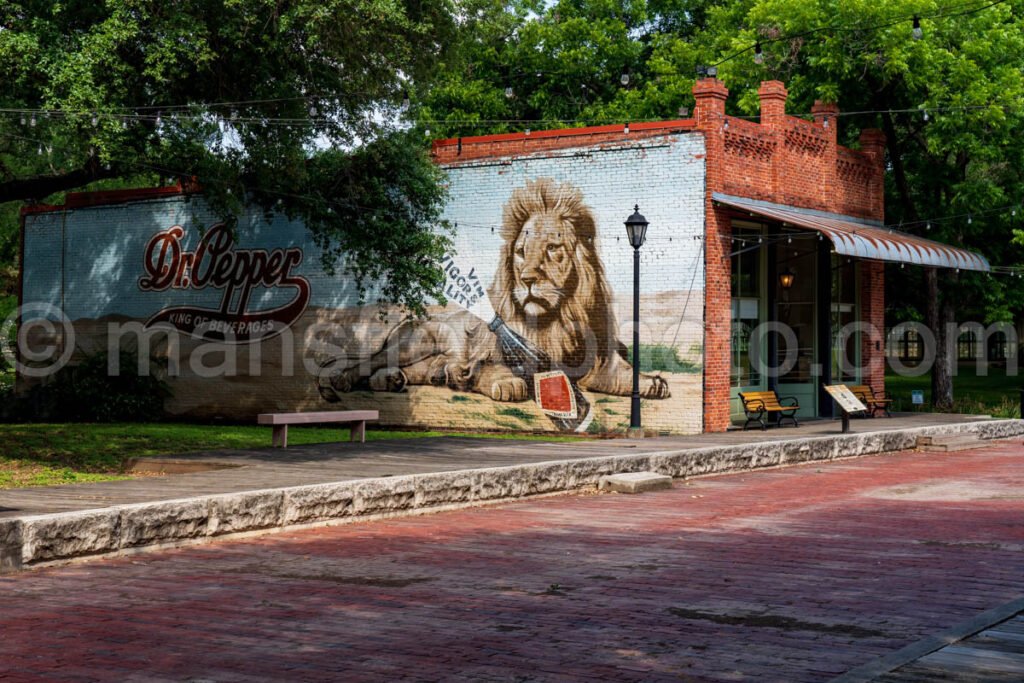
left=0, top=0, right=458, bottom=313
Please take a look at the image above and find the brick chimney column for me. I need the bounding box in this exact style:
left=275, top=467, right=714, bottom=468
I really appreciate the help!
left=758, top=81, right=788, bottom=127
left=812, top=101, right=840, bottom=212
left=693, top=77, right=729, bottom=128
left=758, top=81, right=787, bottom=198
left=859, top=128, right=886, bottom=220
left=692, top=76, right=732, bottom=433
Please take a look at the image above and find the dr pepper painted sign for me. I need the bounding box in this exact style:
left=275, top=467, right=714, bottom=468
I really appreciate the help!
left=138, top=223, right=310, bottom=342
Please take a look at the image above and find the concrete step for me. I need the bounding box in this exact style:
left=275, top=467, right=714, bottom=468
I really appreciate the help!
left=916, top=433, right=984, bottom=452
left=599, top=472, right=673, bottom=494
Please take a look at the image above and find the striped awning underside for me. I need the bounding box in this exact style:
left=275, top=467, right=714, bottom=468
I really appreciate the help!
left=713, top=193, right=990, bottom=272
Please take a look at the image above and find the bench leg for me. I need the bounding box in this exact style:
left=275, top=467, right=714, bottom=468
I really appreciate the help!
left=350, top=420, right=366, bottom=443
left=743, top=415, right=765, bottom=431
left=272, top=425, right=288, bottom=448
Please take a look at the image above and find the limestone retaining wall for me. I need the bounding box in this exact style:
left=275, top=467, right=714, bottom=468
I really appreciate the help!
left=3, top=419, right=1022, bottom=573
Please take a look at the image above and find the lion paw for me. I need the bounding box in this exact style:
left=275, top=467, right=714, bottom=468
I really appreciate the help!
left=642, top=374, right=671, bottom=399
left=488, top=376, right=529, bottom=402
left=369, top=367, right=408, bottom=392
left=317, top=364, right=360, bottom=401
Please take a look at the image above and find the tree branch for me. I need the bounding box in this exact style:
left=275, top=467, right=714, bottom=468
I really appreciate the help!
left=0, top=158, right=116, bottom=204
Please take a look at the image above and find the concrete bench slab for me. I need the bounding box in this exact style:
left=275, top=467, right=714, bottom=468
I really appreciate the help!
left=257, top=410, right=379, bottom=448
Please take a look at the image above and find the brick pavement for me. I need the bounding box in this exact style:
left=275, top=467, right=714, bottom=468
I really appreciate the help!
left=1, top=441, right=1022, bottom=682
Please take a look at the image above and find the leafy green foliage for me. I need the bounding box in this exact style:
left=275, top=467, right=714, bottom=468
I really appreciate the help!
left=301, top=134, right=452, bottom=314
left=4, top=350, right=170, bottom=422
left=0, top=0, right=459, bottom=313
left=419, top=0, right=724, bottom=137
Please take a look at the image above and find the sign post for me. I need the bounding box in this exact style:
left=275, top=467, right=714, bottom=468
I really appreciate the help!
left=823, top=385, right=868, bottom=433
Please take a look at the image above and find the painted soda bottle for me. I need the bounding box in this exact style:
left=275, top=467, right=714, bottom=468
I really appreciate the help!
left=487, top=316, right=592, bottom=432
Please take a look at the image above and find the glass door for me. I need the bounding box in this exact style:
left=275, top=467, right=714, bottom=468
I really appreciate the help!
left=831, top=257, right=860, bottom=383
left=774, top=235, right=818, bottom=417
left=730, top=224, right=766, bottom=423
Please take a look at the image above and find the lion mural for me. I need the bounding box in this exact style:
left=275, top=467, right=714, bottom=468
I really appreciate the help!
left=316, top=178, right=670, bottom=403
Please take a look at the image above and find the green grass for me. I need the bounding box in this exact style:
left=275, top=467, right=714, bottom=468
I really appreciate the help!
left=885, top=364, right=1022, bottom=417
left=0, top=422, right=584, bottom=489
left=627, top=344, right=701, bottom=374
left=495, top=406, right=535, bottom=423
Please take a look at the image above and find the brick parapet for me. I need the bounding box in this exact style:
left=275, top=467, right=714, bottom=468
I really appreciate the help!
left=431, top=120, right=697, bottom=166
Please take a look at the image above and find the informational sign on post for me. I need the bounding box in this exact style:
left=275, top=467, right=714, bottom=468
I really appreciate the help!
left=911, top=390, right=925, bottom=406
left=824, top=384, right=868, bottom=415
left=825, top=384, right=867, bottom=434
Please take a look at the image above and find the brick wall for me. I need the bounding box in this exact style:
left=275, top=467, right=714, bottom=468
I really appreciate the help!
left=432, top=120, right=697, bottom=165
left=437, top=137, right=708, bottom=435
left=692, top=78, right=732, bottom=433
left=860, top=260, right=886, bottom=394
left=692, top=78, right=887, bottom=430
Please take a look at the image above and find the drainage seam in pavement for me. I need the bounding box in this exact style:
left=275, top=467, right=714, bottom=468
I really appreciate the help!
left=829, top=596, right=1024, bottom=682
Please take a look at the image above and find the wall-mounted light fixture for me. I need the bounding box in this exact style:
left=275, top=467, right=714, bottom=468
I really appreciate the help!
left=779, top=267, right=796, bottom=289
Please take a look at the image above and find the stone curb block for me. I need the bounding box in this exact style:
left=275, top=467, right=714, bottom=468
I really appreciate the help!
left=1, top=518, right=23, bottom=572
left=7, top=419, right=1024, bottom=572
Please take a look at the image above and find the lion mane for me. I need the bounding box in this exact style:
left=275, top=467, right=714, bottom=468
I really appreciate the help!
left=490, top=177, right=627, bottom=383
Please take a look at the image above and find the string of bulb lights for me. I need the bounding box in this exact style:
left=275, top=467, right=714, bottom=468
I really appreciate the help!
left=0, top=89, right=1015, bottom=141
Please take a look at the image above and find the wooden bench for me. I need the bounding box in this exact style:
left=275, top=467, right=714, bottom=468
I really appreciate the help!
left=738, top=390, right=800, bottom=431
left=257, top=410, right=379, bottom=448
left=849, top=385, right=892, bottom=418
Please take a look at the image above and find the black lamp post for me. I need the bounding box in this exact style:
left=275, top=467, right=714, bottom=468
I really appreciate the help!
left=625, top=204, right=649, bottom=436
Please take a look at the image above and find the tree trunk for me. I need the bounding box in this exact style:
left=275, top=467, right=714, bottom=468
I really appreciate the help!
left=927, top=267, right=954, bottom=409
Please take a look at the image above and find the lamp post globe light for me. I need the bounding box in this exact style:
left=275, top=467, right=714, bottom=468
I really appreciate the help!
left=624, top=204, right=648, bottom=437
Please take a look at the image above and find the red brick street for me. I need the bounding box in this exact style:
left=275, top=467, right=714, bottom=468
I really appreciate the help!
left=2, top=441, right=1023, bottom=682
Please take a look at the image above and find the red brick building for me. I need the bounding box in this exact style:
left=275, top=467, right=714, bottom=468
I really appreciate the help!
left=434, top=77, right=988, bottom=432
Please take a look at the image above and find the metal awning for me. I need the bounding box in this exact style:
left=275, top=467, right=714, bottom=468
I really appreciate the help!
left=713, top=193, right=990, bottom=272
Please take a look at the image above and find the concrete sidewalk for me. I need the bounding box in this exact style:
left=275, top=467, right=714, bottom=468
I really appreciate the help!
left=2, top=414, right=1022, bottom=572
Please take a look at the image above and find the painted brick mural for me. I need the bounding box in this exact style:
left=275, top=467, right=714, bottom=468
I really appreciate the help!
left=20, top=134, right=706, bottom=435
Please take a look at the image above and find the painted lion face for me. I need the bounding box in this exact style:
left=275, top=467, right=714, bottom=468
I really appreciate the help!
left=512, top=212, right=577, bottom=318
left=491, top=178, right=615, bottom=367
